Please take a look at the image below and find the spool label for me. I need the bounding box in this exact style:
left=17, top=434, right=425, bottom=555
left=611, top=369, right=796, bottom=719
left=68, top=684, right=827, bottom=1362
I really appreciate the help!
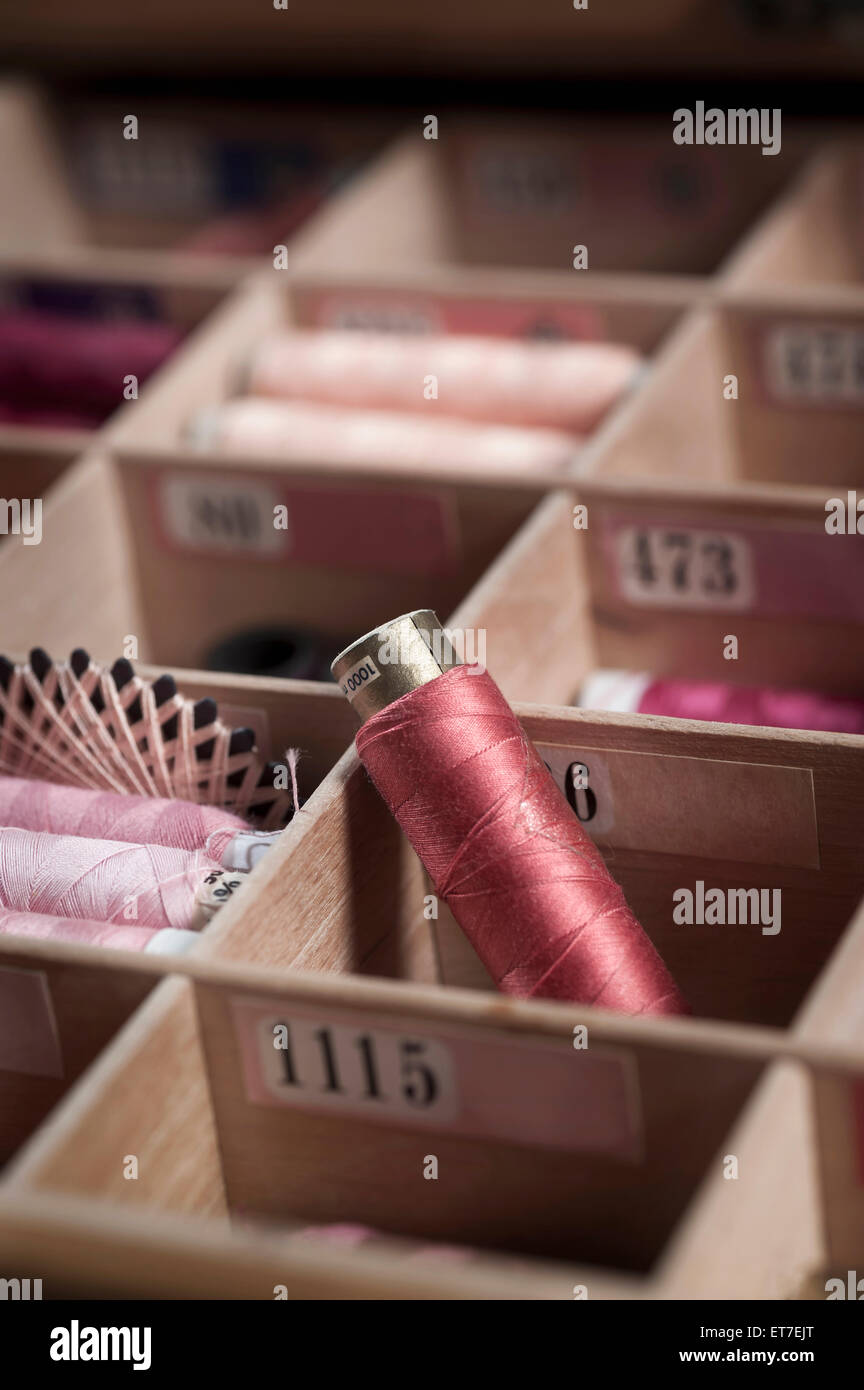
left=232, top=997, right=642, bottom=1158
left=609, top=523, right=755, bottom=611
left=159, top=474, right=286, bottom=555
left=762, top=322, right=864, bottom=406
left=0, top=967, right=63, bottom=1078
left=540, top=748, right=616, bottom=836
left=337, top=655, right=381, bottom=702
left=219, top=831, right=282, bottom=872
left=602, top=514, right=864, bottom=622
left=535, top=743, right=819, bottom=870
left=152, top=469, right=458, bottom=576
left=296, top=287, right=605, bottom=341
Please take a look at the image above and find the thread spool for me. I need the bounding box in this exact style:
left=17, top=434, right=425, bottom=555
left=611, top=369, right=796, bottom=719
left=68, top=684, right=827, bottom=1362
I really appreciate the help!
left=189, top=399, right=580, bottom=477
left=0, top=310, right=182, bottom=426
left=0, top=775, right=245, bottom=848
left=0, top=910, right=197, bottom=956
left=0, top=775, right=280, bottom=871
left=242, top=330, right=642, bottom=432
left=0, top=649, right=295, bottom=828
left=579, top=670, right=864, bottom=735
left=0, top=827, right=242, bottom=931
left=332, top=612, right=687, bottom=1016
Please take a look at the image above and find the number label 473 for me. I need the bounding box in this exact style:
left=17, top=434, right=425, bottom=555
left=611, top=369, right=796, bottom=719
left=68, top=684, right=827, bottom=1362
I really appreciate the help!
left=613, top=524, right=754, bottom=610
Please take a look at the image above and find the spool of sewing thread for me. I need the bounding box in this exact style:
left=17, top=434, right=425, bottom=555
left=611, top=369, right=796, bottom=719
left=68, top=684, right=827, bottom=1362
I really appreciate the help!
left=241, top=330, right=642, bottom=433
left=0, top=910, right=198, bottom=955
left=189, top=399, right=580, bottom=476
left=579, top=671, right=864, bottom=735
left=0, top=310, right=182, bottom=426
left=0, top=827, right=244, bottom=930
left=0, top=776, right=280, bottom=869
left=332, top=612, right=687, bottom=1016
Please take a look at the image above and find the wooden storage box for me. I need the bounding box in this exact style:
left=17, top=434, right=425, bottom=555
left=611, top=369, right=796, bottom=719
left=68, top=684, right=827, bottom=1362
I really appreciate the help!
left=1, top=700, right=864, bottom=1296
left=0, top=660, right=355, bottom=1167
left=566, top=297, right=864, bottom=700
left=0, top=80, right=390, bottom=274
left=1, top=483, right=863, bottom=1294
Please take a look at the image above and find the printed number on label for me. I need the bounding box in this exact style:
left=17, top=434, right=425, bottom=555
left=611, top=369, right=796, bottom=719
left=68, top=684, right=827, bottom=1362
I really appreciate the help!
left=472, top=152, right=577, bottom=212
left=765, top=325, right=864, bottom=404
left=614, top=526, right=754, bottom=610
left=326, top=303, right=436, bottom=334
left=538, top=747, right=615, bottom=838
left=160, top=475, right=286, bottom=555
left=256, top=1016, right=458, bottom=1122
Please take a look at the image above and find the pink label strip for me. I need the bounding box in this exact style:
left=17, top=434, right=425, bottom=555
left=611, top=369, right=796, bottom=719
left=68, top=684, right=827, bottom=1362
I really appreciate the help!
left=297, top=287, right=606, bottom=342
left=602, top=514, right=864, bottom=624
left=151, top=469, right=458, bottom=578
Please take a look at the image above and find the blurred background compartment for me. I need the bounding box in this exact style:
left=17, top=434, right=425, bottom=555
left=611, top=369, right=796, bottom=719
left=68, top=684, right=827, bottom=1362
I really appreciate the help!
left=571, top=298, right=864, bottom=702
left=21, top=269, right=686, bottom=678
left=288, top=118, right=810, bottom=321
left=0, top=79, right=393, bottom=273
left=0, top=255, right=231, bottom=437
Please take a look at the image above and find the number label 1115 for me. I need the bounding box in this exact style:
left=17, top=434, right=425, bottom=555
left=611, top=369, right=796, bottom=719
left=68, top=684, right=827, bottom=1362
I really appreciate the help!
left=250, top=1013, right=459, bottom=1123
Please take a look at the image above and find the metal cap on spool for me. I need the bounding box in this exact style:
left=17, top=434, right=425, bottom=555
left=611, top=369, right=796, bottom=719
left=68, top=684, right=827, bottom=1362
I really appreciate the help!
left=331, top=610, right=462, bottom=723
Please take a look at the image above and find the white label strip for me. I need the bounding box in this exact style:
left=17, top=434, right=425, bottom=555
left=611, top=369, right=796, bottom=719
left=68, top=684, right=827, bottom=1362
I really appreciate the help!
left=232, top=998, right=642, bottom=1160
left=611, top=524, right=755, bottom=611
left=536, top=744, right=819, bottom=870
left=763, top=324, right=864, bottom=405
left=159, top=474, right=286, bottom=556
left=337, top=654, right=381, bottom=702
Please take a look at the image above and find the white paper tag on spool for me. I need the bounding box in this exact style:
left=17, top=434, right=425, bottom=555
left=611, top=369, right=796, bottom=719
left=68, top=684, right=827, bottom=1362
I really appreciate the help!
left=231, top=997, right=642, bottom=1160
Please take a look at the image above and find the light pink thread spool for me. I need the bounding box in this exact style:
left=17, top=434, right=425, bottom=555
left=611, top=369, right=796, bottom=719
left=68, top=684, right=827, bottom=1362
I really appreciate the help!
left=0, top=776, right=280, bottom=869
left=0, top=910, right=197, bottom=955
left=0, top=827, right=228, bottom=931
left=190, top=398, right=580, bottom=477
left=242, top=330, right=641, bottom=432
left=579, top=671, right=864, bottom=735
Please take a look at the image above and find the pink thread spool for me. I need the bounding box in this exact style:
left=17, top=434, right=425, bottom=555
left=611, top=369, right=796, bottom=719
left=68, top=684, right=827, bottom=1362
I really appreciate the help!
left=0, top=310, right=183, bottom=426
left=579, top=671, right=864, bottom=735
left=242, top=330, right=642, bottom=432
left=191, top=398, right=580, bottom=477
left=0, top=776, right=279, bottom=868
left=0, top=827, right=226, bottom=931
left=0, top=776, right=246, bottom=849
left=0, top=910, right=197, bottom=955
left=332, top=612, right=687, bottom=1016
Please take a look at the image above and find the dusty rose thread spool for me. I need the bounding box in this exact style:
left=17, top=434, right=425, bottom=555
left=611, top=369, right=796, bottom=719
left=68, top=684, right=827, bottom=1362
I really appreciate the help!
left=332, top=611, right=687, bottom=1017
